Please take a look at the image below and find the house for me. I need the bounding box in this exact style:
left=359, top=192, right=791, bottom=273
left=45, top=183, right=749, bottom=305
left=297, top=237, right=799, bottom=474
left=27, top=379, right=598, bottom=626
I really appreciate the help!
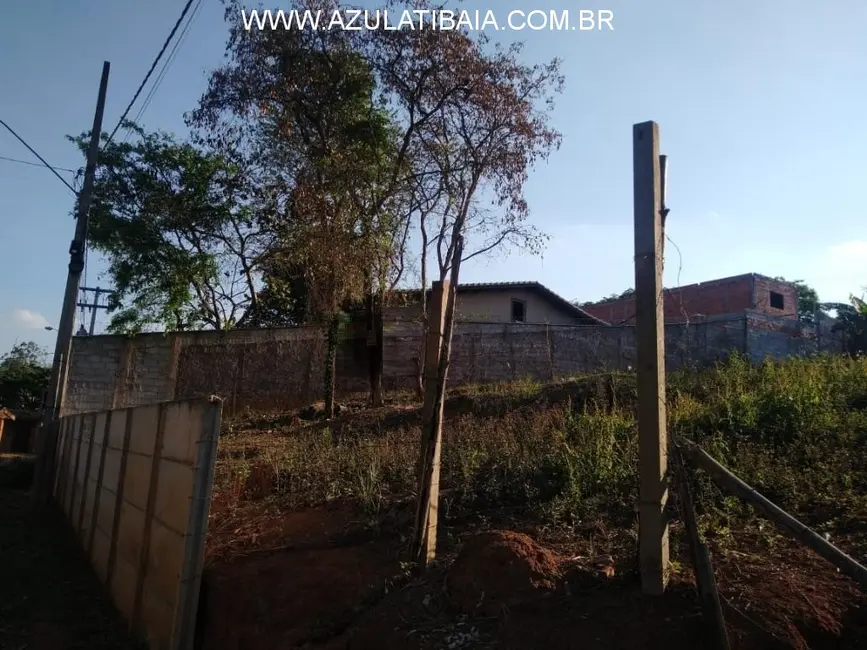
left=392, top=281, right=605, bottom=326
left=581, top=273, right=799, bottom=325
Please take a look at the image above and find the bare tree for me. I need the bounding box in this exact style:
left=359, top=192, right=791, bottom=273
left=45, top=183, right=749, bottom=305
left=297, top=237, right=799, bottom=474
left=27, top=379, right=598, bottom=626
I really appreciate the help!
left=367, top=17, right=563, bottom=393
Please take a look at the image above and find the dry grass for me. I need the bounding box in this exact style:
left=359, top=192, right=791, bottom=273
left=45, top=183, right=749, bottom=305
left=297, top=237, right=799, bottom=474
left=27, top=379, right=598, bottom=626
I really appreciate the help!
left=213, top=354, right=867, bottom=541
left=203, top=353, right=867, bottom=649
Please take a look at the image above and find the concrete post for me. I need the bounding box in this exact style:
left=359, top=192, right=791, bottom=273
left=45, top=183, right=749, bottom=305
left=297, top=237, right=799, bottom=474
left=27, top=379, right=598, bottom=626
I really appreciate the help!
left=633, top=121, right=670, bottom=594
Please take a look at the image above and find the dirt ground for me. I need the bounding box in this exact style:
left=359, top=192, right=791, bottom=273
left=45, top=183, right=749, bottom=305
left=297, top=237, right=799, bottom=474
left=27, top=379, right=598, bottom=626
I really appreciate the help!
left=0, top=487, right=143, bottom=650
left=200, top=498, right=867, bottom=650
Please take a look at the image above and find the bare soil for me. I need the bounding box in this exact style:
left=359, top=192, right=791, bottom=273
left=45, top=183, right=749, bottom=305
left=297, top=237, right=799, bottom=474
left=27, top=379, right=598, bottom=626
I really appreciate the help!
left=199, top=496, right=867, bottom=650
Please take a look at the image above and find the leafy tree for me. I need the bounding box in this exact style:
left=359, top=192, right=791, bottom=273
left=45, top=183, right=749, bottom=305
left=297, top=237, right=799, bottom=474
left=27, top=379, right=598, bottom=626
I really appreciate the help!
left=0, top=342, right=50, bottom=411
left=577, top=288, right=634, bottom=306
left=192, top=1, right=407, bottom=416
left=188, top=0, right=562, bottom=410
left=245, top=255, right=309, bottom=328
left=70, top=124, right=288, bottom=333
left=365, top=6, right=562, bottom=393
left=822, top=294, right=867, bottom=356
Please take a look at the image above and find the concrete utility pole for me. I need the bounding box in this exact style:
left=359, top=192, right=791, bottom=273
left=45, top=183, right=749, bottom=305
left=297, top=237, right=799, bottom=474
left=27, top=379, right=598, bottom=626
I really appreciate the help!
left=32, top=61, right=110, bottom=504
left=78, top=286, right=112, bottom=335
left=633, top=120, right=670, bottom=595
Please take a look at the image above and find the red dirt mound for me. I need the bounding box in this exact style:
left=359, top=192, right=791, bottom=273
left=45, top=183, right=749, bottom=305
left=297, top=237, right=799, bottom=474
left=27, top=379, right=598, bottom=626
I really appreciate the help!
left=446, top=530, right=561, bottom=616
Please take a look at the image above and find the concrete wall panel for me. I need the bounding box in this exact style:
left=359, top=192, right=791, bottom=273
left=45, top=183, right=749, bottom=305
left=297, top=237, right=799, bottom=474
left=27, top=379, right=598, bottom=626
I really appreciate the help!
left=111, top=555, right=140, bottom=622
left=108, top=409, right=129, bottom=450
left=128, top=404, right=160, bottom=456
left=161, top=402, right=202, bottom=465
left=140, top=582, right=176, bottom=649
left=146, top=519, right=185, bottom=607
left=115, top=501, right=147, bottom=567
left=154, top=460, right=195, bottom=534
left=96, top=486, right=118, bottom=536
left=123, top=452, right=154, bottom=511
left=53, top=398, right=220, bottom=650
left=91, top=527, right=112, bottom=583
left=88, top=429, right=104, bottom=480
left=102, top=447, right=123, bottom=495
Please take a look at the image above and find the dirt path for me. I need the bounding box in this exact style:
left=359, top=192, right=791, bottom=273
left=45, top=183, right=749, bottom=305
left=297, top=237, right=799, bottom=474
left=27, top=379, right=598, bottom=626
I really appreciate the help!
left=0, top=488, right=144, bottom=650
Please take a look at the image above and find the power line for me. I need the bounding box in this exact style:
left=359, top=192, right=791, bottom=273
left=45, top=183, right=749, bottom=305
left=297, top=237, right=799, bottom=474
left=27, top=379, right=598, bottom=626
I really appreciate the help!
left=129, top=0, right=204, bottom=133
left=106, top=0, right=198, bottom=145
left=0, top=119, right=79, bottom=195
left=0, top=154, right=77, bottom=174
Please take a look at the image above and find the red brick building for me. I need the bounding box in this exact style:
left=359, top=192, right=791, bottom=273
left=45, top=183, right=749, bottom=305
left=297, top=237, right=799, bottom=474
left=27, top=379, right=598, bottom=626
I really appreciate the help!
left=581, top=273, right=799, bottom=325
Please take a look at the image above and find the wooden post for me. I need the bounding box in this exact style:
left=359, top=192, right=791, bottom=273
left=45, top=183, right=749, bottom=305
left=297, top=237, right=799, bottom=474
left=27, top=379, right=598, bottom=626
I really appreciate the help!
left=673, top=444, right=730, bottom=649
left=633, top=120, right=670, bottom=594
left=412, top=235, right=465, bottom=567
left=680, top=440, right=867, bottom=591
left=412, top=279, right=449, bottom=565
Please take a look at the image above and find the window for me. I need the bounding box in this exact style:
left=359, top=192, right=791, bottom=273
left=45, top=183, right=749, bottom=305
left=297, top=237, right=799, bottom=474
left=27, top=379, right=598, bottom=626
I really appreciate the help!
left=511, top=299, right=526, bottom=322
left=769, top=291, right=785, bottom=310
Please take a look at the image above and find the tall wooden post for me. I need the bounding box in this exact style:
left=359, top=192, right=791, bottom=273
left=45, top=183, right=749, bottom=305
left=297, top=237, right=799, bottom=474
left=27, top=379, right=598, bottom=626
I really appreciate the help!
left=412, top=279, right=449, bottom=565
left=633, top=121, right=670, bottom=594
left=412, top=235, right=465, bottom=567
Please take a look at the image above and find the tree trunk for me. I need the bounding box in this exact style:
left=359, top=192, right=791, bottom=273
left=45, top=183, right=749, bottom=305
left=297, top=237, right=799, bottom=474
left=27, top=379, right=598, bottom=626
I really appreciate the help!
left=415, top=220, right=429, bottom=401
left=413, top=236, right=464, bottom=566
left=368, top=293, right=384, bottom=407
left=415, top=295, right=428, bottom=402
left=414, top=349, right=425, bottom=401
left=324, top=313, right=341, bottom=419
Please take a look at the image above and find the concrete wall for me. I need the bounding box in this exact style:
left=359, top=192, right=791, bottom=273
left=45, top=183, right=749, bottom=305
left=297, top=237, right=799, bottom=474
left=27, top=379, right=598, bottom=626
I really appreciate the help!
left=64, top=324, right=369, bottom=416
left=383, top=309, right=844, bottom=389
left=745, top=310, right=843, bottom=360
left=52, top=399, right=221, bottom=650
left=382, top=313, right=750, bottom=388
left=581, top=274, right=800, bottom=324
left=63, top=312, right=845, bottom=415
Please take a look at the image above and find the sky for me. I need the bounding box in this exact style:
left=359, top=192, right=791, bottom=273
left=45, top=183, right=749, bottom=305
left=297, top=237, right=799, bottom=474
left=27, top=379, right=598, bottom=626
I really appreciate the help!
left=1, top=0, right=866, bottom=356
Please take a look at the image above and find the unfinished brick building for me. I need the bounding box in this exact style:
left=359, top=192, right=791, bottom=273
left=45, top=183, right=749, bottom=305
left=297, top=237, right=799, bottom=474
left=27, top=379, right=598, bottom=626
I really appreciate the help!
left=581, top=273, right=799, bottom=325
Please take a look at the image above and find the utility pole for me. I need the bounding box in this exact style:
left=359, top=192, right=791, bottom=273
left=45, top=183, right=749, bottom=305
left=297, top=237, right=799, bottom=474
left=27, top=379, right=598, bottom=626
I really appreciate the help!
left=32, top=61, right=110, bottom=504
left=78, top=286, right=112, bottom=335
left=633, top=120, right=670, bottom=595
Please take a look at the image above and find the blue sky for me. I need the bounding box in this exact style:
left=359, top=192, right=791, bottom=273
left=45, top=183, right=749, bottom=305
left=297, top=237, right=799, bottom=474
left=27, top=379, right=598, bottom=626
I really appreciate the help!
left=2, top=1, right=866, bottom=356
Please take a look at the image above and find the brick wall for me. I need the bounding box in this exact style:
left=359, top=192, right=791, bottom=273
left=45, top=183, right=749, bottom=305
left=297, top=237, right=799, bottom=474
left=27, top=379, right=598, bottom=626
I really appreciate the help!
left=64, top=324, right=369, bottom=416
left=64, top=310, right=844, bottom=416
left=581, top=274, right=799, bottom=324
left=752, top=276, right=798, bottom=320
left=745, top=310, right=843, bottom=360
left=383, top=313, right=749, bottom=389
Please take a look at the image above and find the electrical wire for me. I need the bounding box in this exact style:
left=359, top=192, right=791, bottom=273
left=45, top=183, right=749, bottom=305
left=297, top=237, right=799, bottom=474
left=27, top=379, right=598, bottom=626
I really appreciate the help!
left=0, top=154, right=76, bottom=174
left=0, top=119, right=78, bottom=194
left=128, top=0, right=204, bottom=134
left=105, top=0, right=198, bottom=145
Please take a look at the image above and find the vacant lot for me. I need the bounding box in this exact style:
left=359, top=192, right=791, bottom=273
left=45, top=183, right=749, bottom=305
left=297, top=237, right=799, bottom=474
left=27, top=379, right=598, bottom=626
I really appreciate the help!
left=201, top=354, right=867, bottom=648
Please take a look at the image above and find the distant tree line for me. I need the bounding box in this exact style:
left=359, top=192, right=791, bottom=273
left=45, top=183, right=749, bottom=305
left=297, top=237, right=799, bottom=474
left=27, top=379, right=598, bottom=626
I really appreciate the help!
left=0, top=342, right=50, bottom=411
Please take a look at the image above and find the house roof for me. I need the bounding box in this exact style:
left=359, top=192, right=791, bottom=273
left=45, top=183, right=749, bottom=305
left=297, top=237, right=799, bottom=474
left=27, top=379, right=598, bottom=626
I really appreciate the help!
left=439, top=281, right=608, bottom=325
